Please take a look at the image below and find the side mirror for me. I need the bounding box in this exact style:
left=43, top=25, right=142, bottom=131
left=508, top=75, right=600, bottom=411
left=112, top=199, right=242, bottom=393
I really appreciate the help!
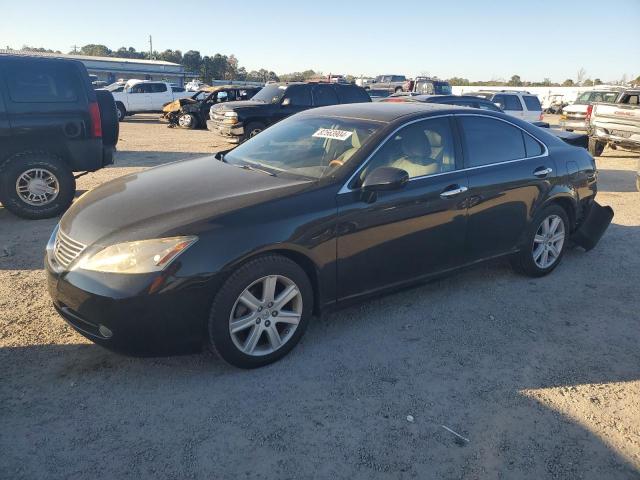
left=281, top=98, right=291, bottom=107
left=361, top=167, right=409, bottom=192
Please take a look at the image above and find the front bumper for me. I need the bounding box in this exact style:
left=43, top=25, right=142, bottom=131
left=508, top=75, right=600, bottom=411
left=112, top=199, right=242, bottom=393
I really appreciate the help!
left=592, top=127, right=640, bottom=152
left=45, top=254, right=217, bottom=355
left=206, top=120, right=244, bottom=143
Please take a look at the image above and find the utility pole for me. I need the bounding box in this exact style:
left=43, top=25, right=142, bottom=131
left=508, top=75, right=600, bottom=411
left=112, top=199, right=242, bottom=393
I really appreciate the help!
left=70, top=45, right=78, bottom=53
left=148, top=35, right=153, bottom=60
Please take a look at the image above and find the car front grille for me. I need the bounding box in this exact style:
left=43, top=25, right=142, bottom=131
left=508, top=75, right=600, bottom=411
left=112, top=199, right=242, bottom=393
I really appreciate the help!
left=53, top=229, right=86, bottom=269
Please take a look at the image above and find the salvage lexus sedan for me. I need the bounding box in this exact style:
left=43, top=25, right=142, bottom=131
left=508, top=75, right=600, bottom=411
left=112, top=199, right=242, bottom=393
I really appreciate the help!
left=46, top=103, right=613, bottom=368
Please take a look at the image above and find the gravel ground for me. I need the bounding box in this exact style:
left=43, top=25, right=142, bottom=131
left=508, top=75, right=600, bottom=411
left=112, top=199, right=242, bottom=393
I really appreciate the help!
left=1, top=115, right=639, bottom=479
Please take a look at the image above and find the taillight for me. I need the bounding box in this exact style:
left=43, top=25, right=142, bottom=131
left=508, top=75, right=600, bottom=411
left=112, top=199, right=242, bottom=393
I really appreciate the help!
left=88, top=101, right=102, bottom=138
left=585, top=104, right=593, bottom=122
left=539, top=112, right=544, bottom=121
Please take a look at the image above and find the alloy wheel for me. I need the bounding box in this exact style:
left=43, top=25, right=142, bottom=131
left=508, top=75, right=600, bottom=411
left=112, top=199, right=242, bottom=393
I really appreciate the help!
left=178, top=114, right=193, bottom=127
left=532, top=214, right=565, bottom=269
left=15, top=168, right=60, bottom=206
left=229, top=275, right=303, bottom=356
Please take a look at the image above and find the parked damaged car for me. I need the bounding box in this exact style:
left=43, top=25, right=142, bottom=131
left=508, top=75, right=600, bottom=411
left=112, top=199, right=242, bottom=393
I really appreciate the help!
left=162, top=86, right=261, bottom=129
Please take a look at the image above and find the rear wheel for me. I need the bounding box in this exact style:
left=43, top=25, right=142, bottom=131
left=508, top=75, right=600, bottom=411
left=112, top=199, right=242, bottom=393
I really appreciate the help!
left=207, top=255, right=313, bottom=368
left=511, top=204, right=569, bottom=277
left=0, top=151, right=75, bottom=219
left=178, top=113, right=198, bottom=129
left=588, top=137, right=605, bottom=157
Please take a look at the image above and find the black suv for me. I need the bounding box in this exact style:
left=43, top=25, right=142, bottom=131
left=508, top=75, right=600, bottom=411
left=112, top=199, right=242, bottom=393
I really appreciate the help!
left=0, top=55, right=118, bottom=219
left=206, top=82, right=371, bottom=142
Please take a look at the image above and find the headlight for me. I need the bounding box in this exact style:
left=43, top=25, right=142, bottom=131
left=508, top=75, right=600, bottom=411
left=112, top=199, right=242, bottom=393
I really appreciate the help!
left=76, top=236, right=197, bottom=274
left=223, top=111, right=238, bottom=125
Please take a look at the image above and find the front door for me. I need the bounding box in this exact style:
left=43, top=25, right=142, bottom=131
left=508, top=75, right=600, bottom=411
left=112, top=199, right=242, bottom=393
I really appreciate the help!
left=275, top=85, right=312, bottom=123
left=455, top=114, right=556, bottom=260
left=336, top=116, right=469, bottom=301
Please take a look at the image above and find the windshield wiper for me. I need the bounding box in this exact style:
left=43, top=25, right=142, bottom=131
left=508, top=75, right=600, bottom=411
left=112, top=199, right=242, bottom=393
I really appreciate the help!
left=239, top=163, right=277, bottom=176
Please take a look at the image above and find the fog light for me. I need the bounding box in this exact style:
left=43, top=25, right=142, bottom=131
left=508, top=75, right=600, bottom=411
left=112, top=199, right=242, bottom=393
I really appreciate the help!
left=98, top=325, right=113, bottom=339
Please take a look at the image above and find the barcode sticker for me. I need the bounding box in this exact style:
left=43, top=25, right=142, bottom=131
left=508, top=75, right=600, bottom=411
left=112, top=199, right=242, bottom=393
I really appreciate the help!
left=312, top=128, right=353, bottom=141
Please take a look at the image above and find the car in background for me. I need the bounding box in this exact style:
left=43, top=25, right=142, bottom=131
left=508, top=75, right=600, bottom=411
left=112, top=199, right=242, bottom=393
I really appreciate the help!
left=560, top=90, right=620, bottom=132
left=588, top=89, right=640, bottom=157
left=162, top=86, right=261, bottom=129
left=542, top=94, right=568, bottom=114
left=111, top=80, right=192, bottom=121
left=381, top=94, right=503, bottom=112
left=0, top=54, right=118, bottom=219
left=367, top=88, right=393, bottom=101
left=403, top=77, right=452, bottom=95
left=364, top=75, right=407, bottom=93
left=45, top=102, right=612, bottom=368
left=467, top=90, right=543, bottom=122
left=206, top=82, right=371, bottom=142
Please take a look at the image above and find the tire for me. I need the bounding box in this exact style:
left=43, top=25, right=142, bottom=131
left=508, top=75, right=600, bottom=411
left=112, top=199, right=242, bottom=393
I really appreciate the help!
left=511, top=204, right=569, bottom=277
left=116, top=103, right=126, bottom=122
left=395, top=87, right=403, bottom=93
left=588, top=137, right=605, bottom=157
left=95, top=89, right=119, bottom=146
left=0, top=151, right=76, bottom=219
left=178, top=113, right=198, bottom=129
left=207, top=254, right=313, bottom=369
left=244, top=121, right=265, bottom=141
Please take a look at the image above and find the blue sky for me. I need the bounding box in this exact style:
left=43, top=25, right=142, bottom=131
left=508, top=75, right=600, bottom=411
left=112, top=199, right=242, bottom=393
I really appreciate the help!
left=2, top=0, right=638, bottom=82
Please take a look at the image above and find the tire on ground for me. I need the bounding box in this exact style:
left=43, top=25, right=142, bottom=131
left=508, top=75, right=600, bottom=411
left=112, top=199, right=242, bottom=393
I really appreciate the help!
left=0, top=151, right=76, bottom=219
left=244, top=121, right=265, bottom=141
left=115, top=102, right=126, bottom=122
left=207, top=254, right=313, bottom=369
left=511, top=203, right=570, bottom=277
left=588, top=137, right=605, bottom=157
left=95, top=89, right=119, bottom=146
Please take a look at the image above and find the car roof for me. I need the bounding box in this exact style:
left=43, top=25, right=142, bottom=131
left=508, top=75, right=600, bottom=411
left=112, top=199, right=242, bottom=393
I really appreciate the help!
left=298, top=102, right=469, bottom=123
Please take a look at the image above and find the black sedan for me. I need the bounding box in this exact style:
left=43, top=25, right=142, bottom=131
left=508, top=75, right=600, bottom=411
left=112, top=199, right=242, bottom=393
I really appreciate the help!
left=382, top=93, right=503, bottom=112
left=46, top=103, right=612, bottom=368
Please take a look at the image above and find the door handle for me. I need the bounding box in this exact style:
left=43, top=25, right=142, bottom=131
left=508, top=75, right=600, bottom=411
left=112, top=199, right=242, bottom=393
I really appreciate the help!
left=440, top=185, right=468, bottom=198
left=534, top=167, right=553, bottom=177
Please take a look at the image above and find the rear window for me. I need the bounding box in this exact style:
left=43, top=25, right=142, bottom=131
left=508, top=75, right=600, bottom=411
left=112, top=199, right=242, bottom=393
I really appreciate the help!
left=5, top=63, right=82, bottom=103
left=337, top=85, right=370, bottom=103
left=523, top=95, right=541, bottom=111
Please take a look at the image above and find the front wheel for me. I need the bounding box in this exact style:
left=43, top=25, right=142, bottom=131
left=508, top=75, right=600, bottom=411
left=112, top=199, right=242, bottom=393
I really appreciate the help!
left=178, top=113, right=198, bottom=129
left=511, top=205, right=569, bottom=277
left=588, top=137, right=605, bottom=157
left=116, top=103, right=126, bottom=122
left=207, top=255, right=313, bottom=368
left=0, top=151, right=76, bottom=219
left=244, top=122, right=265, bottom=141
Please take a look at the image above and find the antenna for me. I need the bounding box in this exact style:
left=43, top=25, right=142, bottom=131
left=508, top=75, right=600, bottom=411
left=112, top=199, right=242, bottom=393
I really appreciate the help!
left=148, top=35, right=153, bottom=59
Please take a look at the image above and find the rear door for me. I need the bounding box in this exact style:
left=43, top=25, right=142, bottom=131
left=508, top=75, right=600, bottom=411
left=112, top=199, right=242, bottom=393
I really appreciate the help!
left=275, top=85, right=312, bottom=122
left=127, top=83, right=150, bottom=111
left=455, top=114, right=554, bottom=260
left=311, top=84, right=339, bottom=107
left=503, top=94, right=525, bottom=119
left=149, top=83, right=172, bottom=110
left=336, top=116, right=469, bottom=300
left=522, top=95, right=542, bottom=122
left=0, top=81, right=10, bottom=137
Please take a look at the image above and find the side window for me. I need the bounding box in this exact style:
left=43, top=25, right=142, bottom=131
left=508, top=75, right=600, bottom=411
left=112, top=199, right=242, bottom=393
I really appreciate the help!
left=312, top=85, right=339, bottom=106
left=171, top=86, right=185, bottom=92
left=492, top=94, right=505, bottom=109
left=151, top=83, right=167, bottom=93
left=131, top=84, right=150, bottom=93
left=504, top=95, right=523, bottom=111
left=360, top=117, right=457, bottom=182
left=5, top=63, right=81, bottom=103
left=478, top=102, right=501, bottom=112
left=523, top=133, right=544, bottom=157
left=284, top=86, right=312, bottom=106
left=337, top=86, right=370, bottom=103
left=523, top=95, right=541, bottom=111
left=603, top=92, right=618, bottom=102
left=459, top=116, right=526, bottom=167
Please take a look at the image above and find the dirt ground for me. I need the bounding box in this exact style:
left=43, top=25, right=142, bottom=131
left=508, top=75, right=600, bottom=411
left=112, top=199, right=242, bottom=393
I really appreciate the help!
left=1, top=114, right=639, bottom=479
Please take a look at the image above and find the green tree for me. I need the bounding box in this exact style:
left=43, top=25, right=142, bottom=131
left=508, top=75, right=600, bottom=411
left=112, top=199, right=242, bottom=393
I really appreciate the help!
left=158, top=49, right=183, bottom=64
left=22, top=45, right=61, bottom=54
left=593, top=78, right=603, bottom=85
left=182, top=50, right=203, bottom=77
left=447, top=77, right=470, bottom=86
left=562, top=78, right=575, bottom=86
left=508, top=75, right=523, bottom=86
left=78, top=44, right=111, bottom=57
left=582, top=78, right=594, bottom=87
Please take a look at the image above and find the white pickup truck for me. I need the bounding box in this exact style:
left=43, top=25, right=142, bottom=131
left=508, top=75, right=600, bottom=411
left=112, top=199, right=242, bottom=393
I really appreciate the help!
left=111, top=80, right=191, bottom=121
left=588, top=89, right=640, bottom=156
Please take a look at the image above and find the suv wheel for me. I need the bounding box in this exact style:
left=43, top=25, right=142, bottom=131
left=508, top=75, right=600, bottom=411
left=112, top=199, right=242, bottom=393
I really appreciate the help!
left=178, top=113, right=198, bottom=129
left=0, top=152, right=76, bottom=219
left=207, top=255, right=313, bottom=369
left=244, top=122, right=265, bottom=141
left=116, top=103, right=126, bottom=122
left=588, top=137, right=605, bottom=157
left=511, top=204, right=569, bottom=277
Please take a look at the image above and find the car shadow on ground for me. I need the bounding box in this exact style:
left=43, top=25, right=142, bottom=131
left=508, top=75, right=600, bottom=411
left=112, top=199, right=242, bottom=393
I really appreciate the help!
left=1, top=224, right=638, bottom=478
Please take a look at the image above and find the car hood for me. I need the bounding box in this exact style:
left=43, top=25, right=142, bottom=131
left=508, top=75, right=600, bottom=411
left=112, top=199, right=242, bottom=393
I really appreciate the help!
left=213, top=100, right=268, bottom=112
left=60, top=156, right=311, bottom=246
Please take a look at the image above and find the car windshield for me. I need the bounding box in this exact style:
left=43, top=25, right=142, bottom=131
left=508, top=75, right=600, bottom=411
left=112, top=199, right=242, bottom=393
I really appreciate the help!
left=224, top=116, right=383, bottom=179
left=574, top=92, right=592, bottom=104
left=250, top=84, right=286, bottom=104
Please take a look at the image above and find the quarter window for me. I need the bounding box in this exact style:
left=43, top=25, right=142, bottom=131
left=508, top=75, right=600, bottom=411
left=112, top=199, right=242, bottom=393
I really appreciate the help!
left=5, top=63, right=80, bottom=103
left=150, top=83, right=167, bottom=93
left=360, top=117, right=457, bottom=181
left=523, top=133, right=544, bottom=157
left=459, top=116, right=526, bottom=167
left=523, top=95, right=542, bottom=111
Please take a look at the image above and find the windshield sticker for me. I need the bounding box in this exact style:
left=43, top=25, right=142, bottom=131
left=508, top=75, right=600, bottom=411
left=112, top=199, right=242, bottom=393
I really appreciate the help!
left=313, top=128, right=353, bottom=141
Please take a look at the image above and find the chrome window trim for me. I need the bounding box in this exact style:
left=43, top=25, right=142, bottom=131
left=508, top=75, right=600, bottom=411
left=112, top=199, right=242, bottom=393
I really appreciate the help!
left=338, top=112, right=549, bottom=194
